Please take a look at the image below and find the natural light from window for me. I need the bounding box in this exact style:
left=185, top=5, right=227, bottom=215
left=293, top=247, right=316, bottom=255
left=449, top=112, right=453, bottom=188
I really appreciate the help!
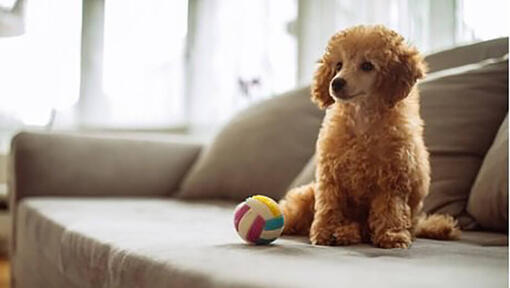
left=0, top=0, right=507, bottom=137
left=460, top=0, right=509, bottom=40
left=0, top=0, right=81, bottom=126
left=102, top=0, right=188, bottom=128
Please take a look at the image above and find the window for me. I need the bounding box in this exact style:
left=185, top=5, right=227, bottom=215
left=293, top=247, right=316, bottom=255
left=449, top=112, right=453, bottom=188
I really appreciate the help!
left=0, top=0, right=81, bottom=125
left=0, top=0, right=507, bottom=146
left=101, top=0, right=188, bottom=128
left=186, top=0, right=298, bottom=128
left=457, top=0, right=509, bottom=41
left=0, top=0, right=81, bottom=151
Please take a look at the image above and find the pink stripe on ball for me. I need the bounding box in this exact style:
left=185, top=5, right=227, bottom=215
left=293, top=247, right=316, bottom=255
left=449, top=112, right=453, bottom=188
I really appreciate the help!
left=234, top=204, right=250, bottom=231
left=246, top=215, right=265, bottom=243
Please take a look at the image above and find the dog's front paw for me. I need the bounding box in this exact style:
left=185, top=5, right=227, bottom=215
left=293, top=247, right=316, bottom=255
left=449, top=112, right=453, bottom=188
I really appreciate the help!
left=374, top=229, right=412, bottom=249
left=310, top=221, right=362, bottom=246
left=332, top=222, right=362, bottom=245
left=310, top=224, right=336, bottom=246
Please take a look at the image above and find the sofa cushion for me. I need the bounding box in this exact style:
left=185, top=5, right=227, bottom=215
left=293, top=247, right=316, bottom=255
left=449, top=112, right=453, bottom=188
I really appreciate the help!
left=420, top=57, right=508, bottom=227
left=15, top=198, right=508, bottom=288
left=290, top=57, right=509, bottom=228
left=425, top=37, right=508, bottom=73
left=178, top=86, right=323, bottom=201
left=468, top=115, right=508, bottom=232
left=289, top=153, right=316, bottom=189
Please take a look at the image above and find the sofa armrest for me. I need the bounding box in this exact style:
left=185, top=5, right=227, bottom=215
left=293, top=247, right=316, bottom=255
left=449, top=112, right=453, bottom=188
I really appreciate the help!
left=9, top=131, right=202, bottom=204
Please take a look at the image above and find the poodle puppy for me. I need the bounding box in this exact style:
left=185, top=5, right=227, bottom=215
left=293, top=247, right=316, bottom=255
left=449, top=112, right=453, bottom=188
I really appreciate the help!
left=280, top=25, right=460, bottom=248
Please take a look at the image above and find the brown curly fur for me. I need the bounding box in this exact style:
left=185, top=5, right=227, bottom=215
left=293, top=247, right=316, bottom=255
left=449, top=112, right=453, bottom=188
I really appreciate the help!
left=280, top=25, right=460, bottom=248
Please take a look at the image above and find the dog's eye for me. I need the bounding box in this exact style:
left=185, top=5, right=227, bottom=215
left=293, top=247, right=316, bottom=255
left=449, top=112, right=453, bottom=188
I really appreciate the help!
left=335, top=62, right=343, bottom=72
left=361, top=62, right=374, bottom=71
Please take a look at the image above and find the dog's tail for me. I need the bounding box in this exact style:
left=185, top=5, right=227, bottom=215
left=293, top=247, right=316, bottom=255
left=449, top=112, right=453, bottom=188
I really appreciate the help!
left=414, top=214, right=461, bottom=240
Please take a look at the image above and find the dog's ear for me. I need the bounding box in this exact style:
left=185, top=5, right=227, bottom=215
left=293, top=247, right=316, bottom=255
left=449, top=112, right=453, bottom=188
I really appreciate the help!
left=381, top=46, right=427, bottom=108
left=311, top=59, right=335, bottom=109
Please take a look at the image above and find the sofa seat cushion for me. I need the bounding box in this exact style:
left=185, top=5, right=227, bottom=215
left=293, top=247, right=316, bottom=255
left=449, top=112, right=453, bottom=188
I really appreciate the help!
left=16, top=198, right=508, bottom=288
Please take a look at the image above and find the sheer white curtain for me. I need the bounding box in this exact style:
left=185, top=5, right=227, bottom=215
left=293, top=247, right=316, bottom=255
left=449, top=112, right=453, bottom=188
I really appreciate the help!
left=456, top=0, right=509, bottom=42
left=0, top=0, right=81, bottom=151
left=0, top=0, right=297, bottom=145
left=100, top=0, right=188, bottom=128
left=77, top=0, right=188, bottom=129
left=77, top=0, right=298, bottom=131
left=186, top=0, right=297, bottom=131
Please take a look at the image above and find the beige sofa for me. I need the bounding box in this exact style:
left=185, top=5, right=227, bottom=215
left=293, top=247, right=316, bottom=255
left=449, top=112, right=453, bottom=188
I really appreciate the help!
left=10, top=38, right=508, bottom=288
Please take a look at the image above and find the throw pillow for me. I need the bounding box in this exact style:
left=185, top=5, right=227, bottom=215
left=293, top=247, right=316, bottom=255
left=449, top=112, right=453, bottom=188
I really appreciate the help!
left=178, top=86, right=323, bottom=201
left=467, top=115, right=508, bottom=232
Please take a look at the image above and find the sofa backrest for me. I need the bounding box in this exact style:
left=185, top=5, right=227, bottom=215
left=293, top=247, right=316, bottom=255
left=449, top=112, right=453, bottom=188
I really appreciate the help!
left=425, top=37, right=508, bottom=73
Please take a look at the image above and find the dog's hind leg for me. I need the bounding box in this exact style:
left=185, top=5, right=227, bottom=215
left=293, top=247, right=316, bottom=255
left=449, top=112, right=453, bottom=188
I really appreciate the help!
left=279, top=183, right=315, bottom=235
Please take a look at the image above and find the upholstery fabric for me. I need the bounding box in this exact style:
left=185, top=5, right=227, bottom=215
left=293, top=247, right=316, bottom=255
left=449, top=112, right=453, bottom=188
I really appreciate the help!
left=178, top=86, right=323, bottom=201
left=425, top=37, right=508, bottom=73
left=15, top=198, right=508, bottom=288
left=420, top=57, right=508, bottom=227
left=289, top=57, right=509, bottom=228
left=10, top=132, right=202, bottom=202
left=468, top=115, right=509, bottom=232
left=288, top=153, right=316, bottom=189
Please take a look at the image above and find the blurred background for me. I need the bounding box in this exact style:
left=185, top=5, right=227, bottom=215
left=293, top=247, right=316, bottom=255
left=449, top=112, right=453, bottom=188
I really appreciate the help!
left=1, top=1, right=508, bottom=283
left=0, top=0, right=508, bottom=262
left=0, top=0, right=508, bottom=150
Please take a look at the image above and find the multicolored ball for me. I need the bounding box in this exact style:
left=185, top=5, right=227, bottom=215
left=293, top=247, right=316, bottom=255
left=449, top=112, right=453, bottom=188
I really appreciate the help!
left=233, top=195, right=285, bottom=245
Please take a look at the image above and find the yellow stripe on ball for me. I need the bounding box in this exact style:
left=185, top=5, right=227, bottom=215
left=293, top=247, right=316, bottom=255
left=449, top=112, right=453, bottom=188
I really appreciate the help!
left=246, top=198, right=273, bottom=219
left=252, top=195, right=281, bottom=217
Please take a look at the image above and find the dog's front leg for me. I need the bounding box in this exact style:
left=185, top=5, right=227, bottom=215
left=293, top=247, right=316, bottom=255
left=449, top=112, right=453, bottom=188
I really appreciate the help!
left=368, top=192, right=412, bottom=248
left=309, top=181, right=362, bottom=246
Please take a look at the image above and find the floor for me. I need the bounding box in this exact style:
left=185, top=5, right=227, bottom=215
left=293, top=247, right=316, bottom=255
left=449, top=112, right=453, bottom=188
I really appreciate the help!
left=0, top=258, right=9, bottom=288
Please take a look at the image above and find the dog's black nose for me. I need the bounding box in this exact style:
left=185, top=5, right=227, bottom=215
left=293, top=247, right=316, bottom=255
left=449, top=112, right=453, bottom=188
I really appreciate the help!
left=332, top=78, right=346, bottom=92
